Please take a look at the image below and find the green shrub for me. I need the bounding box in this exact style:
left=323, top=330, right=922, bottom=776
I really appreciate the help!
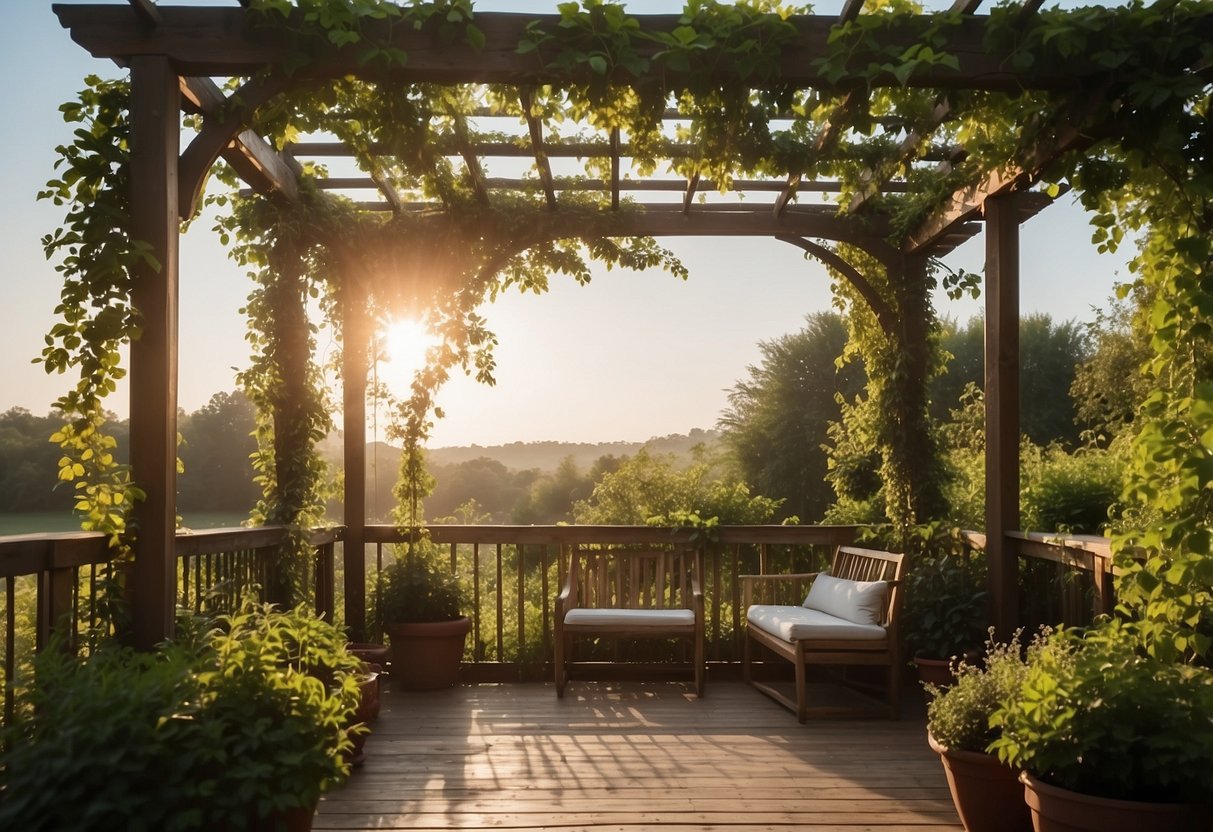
left=1021, top=444, right=1123, bottom=534
left=926, top=627, right=1042, bottom=752
left=0, top=603, right=362, bottom=831
left=991, top=622, right=1213, bottom=803
left=376, top=546, right=465, bottom=624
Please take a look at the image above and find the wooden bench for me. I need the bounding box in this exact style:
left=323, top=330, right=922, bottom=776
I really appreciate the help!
left=555, top=546, right=705, bottom=697
left=741, top=546, right=905, bottom=721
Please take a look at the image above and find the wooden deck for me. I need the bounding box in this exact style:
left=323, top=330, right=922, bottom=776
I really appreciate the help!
left=316, top=680, right=961, bottom=831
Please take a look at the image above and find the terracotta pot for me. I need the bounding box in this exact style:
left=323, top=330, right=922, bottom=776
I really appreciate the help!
left=385, top=617, right=471, bottom=691
left=928, top=733, right=1032, bottom=832
left=347, top=642, right=390, bottom=668
left=1021, top=771, right=1213, bottom=832
left=914, top=655, right=957, bottom=689
left=345, top=669, right=381, bottom=766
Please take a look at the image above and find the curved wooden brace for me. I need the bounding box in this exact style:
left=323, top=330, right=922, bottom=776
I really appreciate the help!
left=178, top=74, right=295, bottom=219
left=775, top=235, right=898, bottom=337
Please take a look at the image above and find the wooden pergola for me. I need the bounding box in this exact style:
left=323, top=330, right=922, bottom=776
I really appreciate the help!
left=55, top=0, right=1132, bottom=649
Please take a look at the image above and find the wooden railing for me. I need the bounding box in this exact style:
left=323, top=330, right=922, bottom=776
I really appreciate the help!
left=963, top=530, right=1117, bottom=631
left=2, top=521, right=1121, bottom=722
left=0, top=525, right=340, bottom=726
left=362, top=524, right=859, bottom=679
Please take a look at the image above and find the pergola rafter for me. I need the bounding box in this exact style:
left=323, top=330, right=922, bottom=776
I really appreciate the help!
left=55, top=1, right=1208, bottom=648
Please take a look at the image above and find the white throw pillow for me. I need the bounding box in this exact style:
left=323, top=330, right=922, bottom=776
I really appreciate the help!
left=802, top=573, right=888, bottom=626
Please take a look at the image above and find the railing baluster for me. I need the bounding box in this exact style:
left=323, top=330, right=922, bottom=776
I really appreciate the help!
left=495, top=543, right=504, bottom=662
left=473, top=543, right=482, bottom=662
left=540, top=544, right=550, bottom=667
left=516, top=542, right=525, bottom=669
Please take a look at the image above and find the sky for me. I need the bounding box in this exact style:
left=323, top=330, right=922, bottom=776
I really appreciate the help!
left=1, top=0, right=1132, bottom=449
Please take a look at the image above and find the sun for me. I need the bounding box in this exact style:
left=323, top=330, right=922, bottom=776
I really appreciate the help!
left=381, top=317, right=437, bottom=384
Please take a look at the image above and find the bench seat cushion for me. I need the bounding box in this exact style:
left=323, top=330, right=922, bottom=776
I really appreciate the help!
left=747, top=604, right=887, bottom=642
left=564, top=608, right=695, bottom=628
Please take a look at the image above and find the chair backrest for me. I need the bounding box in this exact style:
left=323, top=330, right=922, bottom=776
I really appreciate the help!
left=830, top=546, right=905, bottom=628
left=567, top=546, right=698, bottom=610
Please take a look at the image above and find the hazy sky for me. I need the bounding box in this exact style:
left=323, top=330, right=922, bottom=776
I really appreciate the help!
left=2, top=1, right=1131, bottom=448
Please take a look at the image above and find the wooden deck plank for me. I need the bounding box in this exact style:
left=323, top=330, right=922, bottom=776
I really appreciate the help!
left=315, top=681, right=959, bottom=831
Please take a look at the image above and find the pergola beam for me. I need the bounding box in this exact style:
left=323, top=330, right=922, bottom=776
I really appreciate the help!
left=54, top=6, right=1105, bottom=92
left=289, top=139, right=962, bottom=162
left=311, top=176, right=909, bottom=194
left=178, top=76, right=299, bottom=217
left=126, top=0, right=161, bottom=26
left=519, top=89, right=557, bottom=210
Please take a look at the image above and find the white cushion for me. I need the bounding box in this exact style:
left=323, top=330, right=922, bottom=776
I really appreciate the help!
left=564, top=608, right=695, bottom=628
left=748, top=604, right=887, bottom=642
left=802, top=573, right=888, bottom=626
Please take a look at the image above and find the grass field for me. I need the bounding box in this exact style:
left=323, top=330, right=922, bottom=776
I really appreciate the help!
left=0, top=511, right=251, bottom=536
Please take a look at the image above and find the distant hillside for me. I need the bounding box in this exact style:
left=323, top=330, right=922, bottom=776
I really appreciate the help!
left=427, top=428, right=720, bottom=471
left=322, top=429, right=720, bottom=475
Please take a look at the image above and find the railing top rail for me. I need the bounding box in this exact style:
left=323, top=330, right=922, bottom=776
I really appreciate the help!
left=0, top=524, right=346, bottom=578
left=366, top=524, right=859, bottom=547
left=0, top=531, right=110, bottom=577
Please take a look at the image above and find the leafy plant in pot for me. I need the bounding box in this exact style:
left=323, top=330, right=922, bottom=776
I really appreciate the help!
left=376, top=546, right=470, bottom=691
left=0, top=602, right=362, bottom=831
left=925, top=628, right=1041, bottom=832
left=991, top=621, right=1213, bottom=832
left=902, top=541, right=987, bottom=688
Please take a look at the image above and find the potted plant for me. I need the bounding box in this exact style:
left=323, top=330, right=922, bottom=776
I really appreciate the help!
left=903, top=545, right=987, bottom=687
left=376, top=547, right=470, bottom=691
left=991, top=621, right=1213, bottom=832
left=0, top=603, right=363, bottom=832
left=925, top=628, right=1037, bottom=832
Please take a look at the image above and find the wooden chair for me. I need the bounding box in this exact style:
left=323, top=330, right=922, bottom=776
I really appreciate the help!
left=741, top=546, right=904, bottom=721
left=555, top=546, right=705, bottom=697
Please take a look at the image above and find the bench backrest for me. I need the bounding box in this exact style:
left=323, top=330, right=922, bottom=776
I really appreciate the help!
left=567, top=546, right=699, bottom=610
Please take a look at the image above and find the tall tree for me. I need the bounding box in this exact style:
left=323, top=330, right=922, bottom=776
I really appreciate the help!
left=177, top=391, right=260, bottom=513
left=936, top=314, right=1089, bottom=448
left=718, top=312, right=865, bottom=522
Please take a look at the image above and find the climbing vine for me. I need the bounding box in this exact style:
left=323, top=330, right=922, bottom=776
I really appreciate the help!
left=38, top=76, right=146, bottom=553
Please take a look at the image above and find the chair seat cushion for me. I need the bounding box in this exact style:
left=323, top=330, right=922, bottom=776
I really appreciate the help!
left=565, top=608, right=695, bottom=628
left=747, top=604, right=887, bottom=642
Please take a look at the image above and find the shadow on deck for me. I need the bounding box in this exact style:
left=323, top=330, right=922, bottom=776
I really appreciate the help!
left=317, top=680, right=961, bottom=831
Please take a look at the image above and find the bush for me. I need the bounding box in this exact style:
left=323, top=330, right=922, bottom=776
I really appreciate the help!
left=376, top=545, right=465, bottom=624
left=0, top=603, right=362, bottom=831
left=926, top=627, right=1042, bottom=752
left=991, top=622, right=1213, bottom=803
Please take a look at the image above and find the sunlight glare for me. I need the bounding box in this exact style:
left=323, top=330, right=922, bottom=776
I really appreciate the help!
left=382, top=317, right=437, bottom=386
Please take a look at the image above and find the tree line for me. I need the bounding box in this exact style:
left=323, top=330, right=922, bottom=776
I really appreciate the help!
left=2, top=304, right=1137, bottom=534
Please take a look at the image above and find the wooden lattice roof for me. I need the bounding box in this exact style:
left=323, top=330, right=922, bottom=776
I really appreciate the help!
left=52, top=0, right=1114, bottom=261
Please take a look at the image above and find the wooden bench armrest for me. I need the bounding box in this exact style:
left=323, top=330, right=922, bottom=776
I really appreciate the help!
left=739, top=572, right=822, bottom=609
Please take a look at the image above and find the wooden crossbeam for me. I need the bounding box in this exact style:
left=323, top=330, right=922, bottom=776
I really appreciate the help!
left=310, top=176, right=906, bottom=194
left=839, top=0, right=867, bottom=23
left=775, top=91, right=857, bottom=217
left=610, top=127, right=621, bottom=211
left=848, top=95, right=952, bottom=213
left=325, top=201, right=896, bottom=242
left=178, top=76, right=299, bottom=217
left=55, top=7, right=1112, bottom=92
left=683, top=172, right=700, bottom=214
left=949, top=0, right=985, bottom=13
left=447, top=104, right=491, bottom=207
left=289, top=139, right=961, bottom=163
left=127, top=0, right=162, bottom=26
left=369, top=167, right=404, bottom=214
left=519, top=89, right=557, bottom=210
left=903, top=90, right=1107, bottom=253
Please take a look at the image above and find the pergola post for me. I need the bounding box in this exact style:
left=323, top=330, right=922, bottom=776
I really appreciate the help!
left=342, top=279, right=370, bottom=639
left=127, top=55, right=181, bottom=649
left=984, top=193, right=1021, bottom=637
